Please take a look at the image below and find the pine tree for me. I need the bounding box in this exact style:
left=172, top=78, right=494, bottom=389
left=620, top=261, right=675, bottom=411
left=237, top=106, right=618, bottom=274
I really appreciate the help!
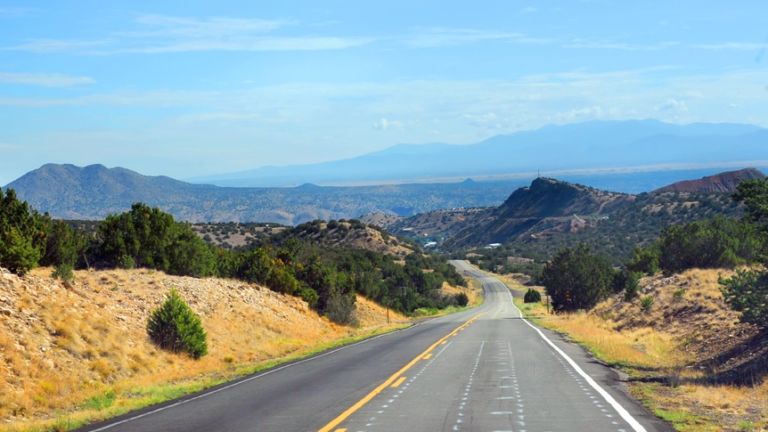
left=147, top=289, right=208, bottom=359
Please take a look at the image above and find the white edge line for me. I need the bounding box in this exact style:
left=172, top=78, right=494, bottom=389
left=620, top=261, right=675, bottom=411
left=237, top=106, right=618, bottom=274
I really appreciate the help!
left=87, top=324, right=419, bottom=432
left=502, top=282, right=648, bottom=432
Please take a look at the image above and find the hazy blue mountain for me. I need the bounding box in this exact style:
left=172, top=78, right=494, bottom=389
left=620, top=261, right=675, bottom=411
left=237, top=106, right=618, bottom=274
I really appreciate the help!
left=4, top=164, right=527, bottom=224
left=189, top=120, right=767, bottom=187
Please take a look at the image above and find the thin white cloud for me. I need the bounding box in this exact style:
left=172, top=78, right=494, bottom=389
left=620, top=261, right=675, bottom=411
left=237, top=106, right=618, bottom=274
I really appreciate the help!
left=6, top=14, right=373, bottom=54
left=7, top=38, right=111, bottom=54
left=655, top=98, right=689, bottom=114
left=405, top=28, right=551, bottom=48
left=0, top=71, right=95, bottom=87
left=126, top=14, right=289, bottom=38
left=463, top=112, right=510, bottom=130
left=694, top=42, right=767, bottom=51
left=565, top=39, right=682, bottom=51
left=373, top=118, right=403, bottom=130
left=118, top=36, right=374, bottom=54
left=2, top=68, right=767, bottom=134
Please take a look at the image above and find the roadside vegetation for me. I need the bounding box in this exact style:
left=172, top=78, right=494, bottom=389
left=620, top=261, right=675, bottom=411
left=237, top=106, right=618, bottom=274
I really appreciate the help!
left=508, top=178, right=768, bottom=431
left=0, top=188, right=473, bottom=431
left=0, top=266, right=410, bottom=432
left=0, top=191, right=467, bottom=325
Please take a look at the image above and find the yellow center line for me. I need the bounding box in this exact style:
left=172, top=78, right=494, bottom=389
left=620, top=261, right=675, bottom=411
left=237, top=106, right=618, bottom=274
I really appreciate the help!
left=318, top=313, right=482, bottom=432
left=334, top=429, right=346, bottom=432
left=422, top=353, right=433, bottom=360
left=391, top=376, right=407, bottom=388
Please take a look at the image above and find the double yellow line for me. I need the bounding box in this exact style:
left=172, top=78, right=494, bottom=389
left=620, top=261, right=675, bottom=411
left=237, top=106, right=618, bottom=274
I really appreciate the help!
left=318, top=313, right=482, bottom=432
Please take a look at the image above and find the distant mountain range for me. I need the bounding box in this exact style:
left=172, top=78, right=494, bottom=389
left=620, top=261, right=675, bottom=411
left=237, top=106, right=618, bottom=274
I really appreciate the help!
left=4, top=163, right=764, bottom=226
left=4, top=164, right=525, bottom=224
left=190, top=120, right=768, bottom=187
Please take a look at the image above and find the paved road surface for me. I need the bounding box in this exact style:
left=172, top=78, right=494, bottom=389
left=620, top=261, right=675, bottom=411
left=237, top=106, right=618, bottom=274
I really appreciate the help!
left=79, top=261, right=671, bottom=432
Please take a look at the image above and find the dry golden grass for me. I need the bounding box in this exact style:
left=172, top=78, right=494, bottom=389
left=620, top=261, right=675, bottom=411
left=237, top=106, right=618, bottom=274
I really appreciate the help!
left=0, top=267, right=408, bottom=431
left=441, top=279, right=483, bottom=307
left=496, top=268, right=768, bottom=432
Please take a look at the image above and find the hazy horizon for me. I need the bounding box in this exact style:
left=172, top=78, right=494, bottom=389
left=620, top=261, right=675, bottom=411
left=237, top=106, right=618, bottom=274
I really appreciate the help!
left=2, top=1, right=768, bottom=185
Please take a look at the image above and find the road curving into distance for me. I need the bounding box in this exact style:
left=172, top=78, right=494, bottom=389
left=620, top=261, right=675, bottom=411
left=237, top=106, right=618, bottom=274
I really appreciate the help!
left=78, top=261, right=671, bottom=432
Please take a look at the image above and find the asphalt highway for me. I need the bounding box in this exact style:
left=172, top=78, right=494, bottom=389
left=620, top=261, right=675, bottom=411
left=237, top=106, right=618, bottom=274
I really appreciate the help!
left=78, top=261, right=671, bottom=432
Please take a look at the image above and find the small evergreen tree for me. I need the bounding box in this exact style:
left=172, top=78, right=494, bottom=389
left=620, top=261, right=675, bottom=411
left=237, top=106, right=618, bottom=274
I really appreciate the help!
left=734, top=178, right=768, bottom=228
left=541, top=244, right=613, bottom=312
left=721, top=270, right=768, bottom=328
left=2, top=227, right=41, bottom=275
left=627, top=246, right=660, bottom=275
left=52, top=263, right=74, bottom=283
left=147, top=289, right=208, bottom=359
left=523, top=288, right=541, bottom=303
left=454, top=292, right=469, bottom=307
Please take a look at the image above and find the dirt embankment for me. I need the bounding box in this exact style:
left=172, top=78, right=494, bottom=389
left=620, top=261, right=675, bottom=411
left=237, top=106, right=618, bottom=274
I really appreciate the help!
left=594, top=269, right=766, bottom=385
left=0, top=267, right=406, bottom=431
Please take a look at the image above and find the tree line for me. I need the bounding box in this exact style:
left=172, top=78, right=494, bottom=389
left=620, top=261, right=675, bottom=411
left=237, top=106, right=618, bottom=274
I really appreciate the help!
left=0, top=190, right=466, bottom=324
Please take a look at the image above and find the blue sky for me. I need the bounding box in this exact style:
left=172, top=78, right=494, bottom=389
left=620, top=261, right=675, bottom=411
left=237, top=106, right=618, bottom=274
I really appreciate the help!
left=1, top=1, right=767, bottom=184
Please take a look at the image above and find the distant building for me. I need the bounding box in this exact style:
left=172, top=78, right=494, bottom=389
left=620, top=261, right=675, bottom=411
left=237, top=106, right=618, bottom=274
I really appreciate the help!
left=485, top=243, right=502, bottom=249
left=424, top=241, right=438, bottom=248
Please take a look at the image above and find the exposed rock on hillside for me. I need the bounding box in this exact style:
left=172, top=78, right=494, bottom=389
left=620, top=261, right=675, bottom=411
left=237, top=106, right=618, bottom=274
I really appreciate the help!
left=444, top=178, right=634, bottom=248
left=654, top=168, right=765, bottom=194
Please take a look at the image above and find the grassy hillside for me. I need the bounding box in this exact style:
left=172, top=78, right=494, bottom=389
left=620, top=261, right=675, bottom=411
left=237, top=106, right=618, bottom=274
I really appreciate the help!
left=0, top=266, right=409, bottom=431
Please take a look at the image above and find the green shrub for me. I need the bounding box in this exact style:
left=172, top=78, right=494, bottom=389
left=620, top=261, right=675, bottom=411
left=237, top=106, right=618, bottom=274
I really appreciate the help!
left=147, top=289, right=208, bottom=359
left=0, top=188, right=47, bottom=274
left=616, top=271, right=641, bottom=301
left=640, top=295, right=654, bottom=312
left=672, top=288, right=686, bottom=300
left=324, top=290, right=357, bottom=325
left=95, top=204, right=215, bottom=277
left=541, top=244, right=613, bottom=312
left=523, top=288, right=541, bottom=303
left=721, top=269, right=768, bottom=328
left=1, top=227, right=41, bottom=276
left=52, top=263, right=74, bottom=283
left=454, top=292, right=469, bottom=307
left=627, top=246, right=660, bottom=275
left=118, top=254, right=136, bottom=269
left=656, top=218, right=764, bottom=274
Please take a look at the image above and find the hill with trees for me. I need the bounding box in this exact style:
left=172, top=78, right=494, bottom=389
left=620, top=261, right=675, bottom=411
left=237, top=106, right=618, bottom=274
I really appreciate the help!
left=268, top=219, right=417, bottom=257
left=0, top=188, right=467, bottom=325
left=390, top=172, right=752, bottom=268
